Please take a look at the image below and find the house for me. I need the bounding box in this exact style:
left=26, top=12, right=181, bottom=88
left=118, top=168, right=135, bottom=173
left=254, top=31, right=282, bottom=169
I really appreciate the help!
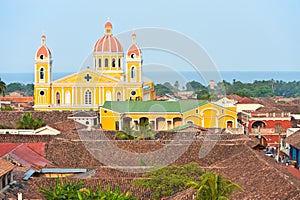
left=67, top=111, right=98, bottom=127
left=0, top=158, right=15, bottom=192
left=99, top=100, right=238, bottom=130
left=285, top=130, right=300, bottom=166
left=235, top=97, right=264, bottom=113
left=0, top=96, right=33, bottom=111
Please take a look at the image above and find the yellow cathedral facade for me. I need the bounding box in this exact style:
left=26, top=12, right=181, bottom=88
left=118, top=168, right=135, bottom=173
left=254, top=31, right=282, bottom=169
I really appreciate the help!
left=33, top=21, right=155, bottom=111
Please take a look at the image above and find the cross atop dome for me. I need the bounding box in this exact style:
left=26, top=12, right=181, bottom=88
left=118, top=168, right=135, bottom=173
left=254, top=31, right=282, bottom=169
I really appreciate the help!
left=41, top=35, right=46, bottom=45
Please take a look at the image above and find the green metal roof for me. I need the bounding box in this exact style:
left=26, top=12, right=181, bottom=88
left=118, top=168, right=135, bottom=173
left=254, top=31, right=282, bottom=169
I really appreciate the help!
left=101, top=101, right=207, bottom=113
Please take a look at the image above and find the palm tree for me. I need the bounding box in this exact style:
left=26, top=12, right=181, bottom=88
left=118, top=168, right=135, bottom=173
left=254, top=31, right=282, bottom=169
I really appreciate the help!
left=15, top=112, right=45, bottom=129
left=0, top=78, right=6, bottom=96
left=186, top=172, right=242, bottom=200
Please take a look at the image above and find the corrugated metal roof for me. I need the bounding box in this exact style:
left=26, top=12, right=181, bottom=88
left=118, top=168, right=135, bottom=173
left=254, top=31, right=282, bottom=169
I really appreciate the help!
left=41, top=168, right=87, bottom=173
left=9, top=144, right=51, bottom=169
left=23, top=169, right=36, bottom=181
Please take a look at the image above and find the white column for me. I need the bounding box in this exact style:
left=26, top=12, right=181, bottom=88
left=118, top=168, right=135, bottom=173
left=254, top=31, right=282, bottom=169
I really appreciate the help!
left=102, top=87, right=104, bottom=104
left=112, top=87, right=115, bottom=101
left=98, top=86, right=102, bottom=105
left=72, top=87, right=74, bottom=106
left=94, top=87, right=96, bottom=105
left=80, top=87, right=83, bottom=105
left=51, top=86, right=54, bottom=105
left=123, top=87, right=125, bottom=101
left=62, top=87, right=64, bottom=105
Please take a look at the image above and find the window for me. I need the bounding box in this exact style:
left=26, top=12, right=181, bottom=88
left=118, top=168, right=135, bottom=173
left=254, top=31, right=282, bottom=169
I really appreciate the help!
left=227, top=121, right=233, bottom=128
left=131, top=90, right=136, bottom=96
left=106, top=91, right=111, bottom=101
left=112, top=58, right=116, bottom=67
left=98, top=58, right=101, bottom=68
left=131, top=66, right=136, bottom=79
left=40, top=68, right=44, bottom=80
left=85, top=89, right=92, bottom=104
left=105, top=58, right=108, bottom=67
left=56, top=92, right=60, bottom=105
left=40, top=55, right=44, bottom=60
left=196, top=109, right=198, bottom=114
left=118, top=58, right=121, bottom=68
left=116, top=91, right=121, bottom=101
left=40, top=91, right=45, bottom=96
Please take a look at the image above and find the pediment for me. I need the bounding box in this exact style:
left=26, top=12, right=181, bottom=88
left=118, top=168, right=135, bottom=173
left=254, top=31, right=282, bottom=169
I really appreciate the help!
left=54, top=69, right=121, bottom=83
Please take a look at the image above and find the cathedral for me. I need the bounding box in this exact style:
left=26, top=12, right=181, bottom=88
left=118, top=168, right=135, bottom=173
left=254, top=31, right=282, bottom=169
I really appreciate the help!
left=33, top=21, right=156, bottom=111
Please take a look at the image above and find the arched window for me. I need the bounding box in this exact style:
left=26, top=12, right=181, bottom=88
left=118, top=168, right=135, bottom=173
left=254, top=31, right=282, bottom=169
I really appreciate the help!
left=40, top=67, right=44, bottom=80
left=85, top=89, right=92, bottom=104
left=118, top=58, right=121, bottom=68
left=106, top=91, right=112, bottom=101
left=131, top=66, right=136, bottom=79
left=65, top=91, right=70, bottom=105
left=98, top=58, right=101, bottom=68
left=105, top=58, right=108, bottom=67
left=116, top=91, right=121, bottom=101
left=112, top=58, right=116, bottom=67
left=56, top=92, right=60, bottom=105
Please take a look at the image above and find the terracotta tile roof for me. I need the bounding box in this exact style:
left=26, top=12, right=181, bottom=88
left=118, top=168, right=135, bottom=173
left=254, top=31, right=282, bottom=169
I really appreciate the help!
left=69, top=111, right=97, bottom=118
left=226, top=94, right=244, bottom=102
left=3, top=130, right=300, bottom=199
left=170, top=123, right=207, bottom=131
left=285, top=130, right=300, bottom=149
left=238, top=97, right=256, bottom=104
left=0, top=157, right=15, bottom=177
left=47, top=120, right=87, bottom=132
left=0, top=96, right=33, bottom=103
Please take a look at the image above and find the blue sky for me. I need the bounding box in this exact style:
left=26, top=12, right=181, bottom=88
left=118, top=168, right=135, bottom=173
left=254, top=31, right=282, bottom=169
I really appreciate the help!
left=0, top=0, right=300, bottom=73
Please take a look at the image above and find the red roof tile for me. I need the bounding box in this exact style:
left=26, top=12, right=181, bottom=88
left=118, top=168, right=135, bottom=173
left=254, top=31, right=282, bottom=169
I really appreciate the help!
left=238, top=97, right=256, bottom=104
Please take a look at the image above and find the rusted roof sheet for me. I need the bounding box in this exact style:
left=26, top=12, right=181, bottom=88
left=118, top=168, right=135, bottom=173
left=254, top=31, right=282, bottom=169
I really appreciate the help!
left=0, top=157, right=15, bottom=177
left=8, top=144, right=51, bottom=169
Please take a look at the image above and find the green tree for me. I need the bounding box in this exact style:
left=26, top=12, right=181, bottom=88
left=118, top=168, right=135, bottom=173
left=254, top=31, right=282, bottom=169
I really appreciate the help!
left=15, top=112, right=45, bottom=129
left=132, top=162, right=204, bottom=199
left=0, top=78, right=6, bottom=96
left=40, top=178, right=136, bottom=200
left=186, top=172, right=242, bottom=200
left=155, top=83, right=173, bottom=96
left=186, top=81, right=206, bottom=91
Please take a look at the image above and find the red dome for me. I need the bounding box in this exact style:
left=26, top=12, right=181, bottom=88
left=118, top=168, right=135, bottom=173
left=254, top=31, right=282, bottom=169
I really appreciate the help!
left=35, top=35, right=51, bottom=59
left=93, top=35, right=123, bottom=53
left=127, top=33, right=141, bottom=57
left=93, top=21, right=123, bottom=53
left=127, top=44, right=141, bottom=57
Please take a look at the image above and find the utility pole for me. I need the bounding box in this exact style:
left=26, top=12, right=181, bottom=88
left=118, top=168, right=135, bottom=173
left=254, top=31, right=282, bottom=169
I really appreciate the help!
left=276, top=124, right=282, bottom=163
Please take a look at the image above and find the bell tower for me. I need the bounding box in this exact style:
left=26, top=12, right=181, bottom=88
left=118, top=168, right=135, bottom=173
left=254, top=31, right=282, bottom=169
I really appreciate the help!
left=34, top=35, right=52, bottom=108
left=126, top=33, right=142, bottom=83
